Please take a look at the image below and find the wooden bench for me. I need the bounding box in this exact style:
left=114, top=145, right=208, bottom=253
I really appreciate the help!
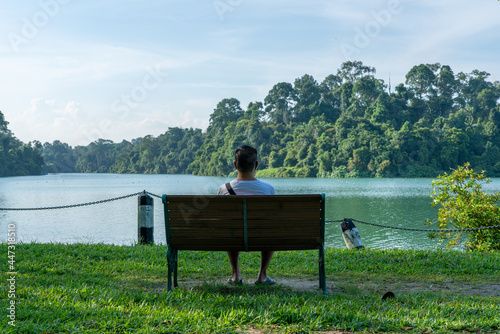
left=161, top=194, right=327, bottom=293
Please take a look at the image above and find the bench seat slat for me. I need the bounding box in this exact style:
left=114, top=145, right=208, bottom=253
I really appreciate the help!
left=247, top=220, right=320, bottom=228
left=168, top=219, right=321, bottom=229
left=169, top=207, right=320, bottom=213
left=168, top=211, right=320, bottom=220
left=170, top=238, right=243, bottom=250
left=247, top=229, right=321, bottom=235
left=168, top=210, right=319, bottom=218
left=166, top=195, right=321, bottom=200
left=169, top=211, right=321, bottom=221
left=170, top=239, right=322, bottom=251
left=247, top=211, right=320, bottom=219
left=168, top=211, right=243, bottom=220
left=168, top=221, right=244, bottom=229
left=169, top=228, right=319, bottom=238
left=167, top=203, right=244, bottom=211
left=249, top=237, right=322, bottom=248
left=245, top=196, right=322, bottom=202
left=247, top=244, right=322, bottom=251
left=168, top=214, right=320, bottom=222
left=165, top=195, right=321, bottom=209
left=166, top=196, right=268, bottom=212
left=246, top=203, right=321, bottom=211
left=170, top=229, right=243, bottom=238
left=247, top=229, right=319, bottom=237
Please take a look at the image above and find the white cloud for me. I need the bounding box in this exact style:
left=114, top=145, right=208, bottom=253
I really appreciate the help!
left=60, top=101, right=83, bottom=119
left=9, top=98, right=90, bottom=145
left=23, top=98, right=56, bottom=121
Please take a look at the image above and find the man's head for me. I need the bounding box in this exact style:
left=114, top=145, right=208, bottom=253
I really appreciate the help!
left=234, top=145, right=258, bottom=173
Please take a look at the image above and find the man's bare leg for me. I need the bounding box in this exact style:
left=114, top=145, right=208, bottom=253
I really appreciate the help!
left=227, top=251, right=242, bottom=282
left=256, top=251, right=275, bottom=283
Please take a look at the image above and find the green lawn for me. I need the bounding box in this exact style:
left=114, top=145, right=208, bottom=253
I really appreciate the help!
left=1, top=243, right=499, bottom=333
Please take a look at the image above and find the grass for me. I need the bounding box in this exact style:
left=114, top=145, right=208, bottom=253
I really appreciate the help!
left=1, top=243, right=499, bottom=333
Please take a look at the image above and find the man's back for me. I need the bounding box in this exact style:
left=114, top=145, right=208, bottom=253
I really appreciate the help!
left=218, top=179, right=275, bottom=196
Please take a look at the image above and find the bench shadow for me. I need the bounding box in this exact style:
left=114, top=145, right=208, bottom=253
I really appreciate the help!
left=191, top=283, right=307, bottom=296
left=151, top=279, right=330, bottom=296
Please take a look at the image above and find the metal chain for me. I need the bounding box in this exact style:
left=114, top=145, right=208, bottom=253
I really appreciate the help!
left=2, top=191, right=499, bottom=234
left=144, top=191, right=162, bottom=199
left=0, top=191, right=146, bottom=211
left=0, top=190, right=167, bottom=211
left=327, top=218, right=500, bottom=232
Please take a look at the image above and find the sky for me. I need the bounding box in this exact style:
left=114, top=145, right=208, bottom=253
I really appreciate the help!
left=1, top=0, right=499, bottom=147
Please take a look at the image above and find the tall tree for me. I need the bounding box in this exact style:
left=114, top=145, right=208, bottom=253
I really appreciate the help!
left=337, top=60, right=376, bottom=83
left=264, top=82, right=296, bottom=125
left=293, top=74, right=321, bottom=123
left=207, top=98, right=244, bottom=134
left=0, top=110, right=11, bottom=135
left=405, top=64, right=436, bottom=99
left=433, top=65, right=457, bottom=117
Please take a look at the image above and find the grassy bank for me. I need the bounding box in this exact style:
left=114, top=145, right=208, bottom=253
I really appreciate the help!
left=1, top=243, right=499, bottom=333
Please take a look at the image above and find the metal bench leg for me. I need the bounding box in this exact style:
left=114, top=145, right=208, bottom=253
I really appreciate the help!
left=167, top=246, right=177, bottom=291
left=319, top=247, right=326, bottom=294
left=173, top=250, right=178, bottom=287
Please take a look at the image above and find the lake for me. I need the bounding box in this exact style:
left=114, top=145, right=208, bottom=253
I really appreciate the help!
left=1, top=174, right=499, bottom=249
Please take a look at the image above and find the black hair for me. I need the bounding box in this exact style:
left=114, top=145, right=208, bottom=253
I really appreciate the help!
left=234, top=145, right=258, bottom=173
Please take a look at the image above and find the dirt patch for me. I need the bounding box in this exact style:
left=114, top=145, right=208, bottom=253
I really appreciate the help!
left=362, top=281, right=500, bottom=298
left=148, top=279, right=498, bottom=334
left=298, top=279, right=500, bottom=298
left=151, top=278, right=500, bottom=298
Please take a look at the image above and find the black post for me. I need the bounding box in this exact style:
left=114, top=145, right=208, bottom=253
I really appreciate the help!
left=138, top=192, right=154, bottom=244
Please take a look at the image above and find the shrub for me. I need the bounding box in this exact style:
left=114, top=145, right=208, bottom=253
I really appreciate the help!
left=427, top=163, right=500, bottom=251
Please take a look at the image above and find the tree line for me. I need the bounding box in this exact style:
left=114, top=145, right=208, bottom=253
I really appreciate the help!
left=3, top=61, right=500, bottom=178
left=0, top=111, right=43, bottom=176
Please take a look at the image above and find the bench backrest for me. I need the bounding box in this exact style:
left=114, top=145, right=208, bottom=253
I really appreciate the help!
left=162, top=194, right=325, bottom=252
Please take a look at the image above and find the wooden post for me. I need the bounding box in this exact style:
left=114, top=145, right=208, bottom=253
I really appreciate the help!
left=340, top=218, right=364, bottom=249
left=138, top=192, right=154, bottom=244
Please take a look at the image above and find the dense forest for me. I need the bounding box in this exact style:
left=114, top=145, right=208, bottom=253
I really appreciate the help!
left=0, top=111, right=43, bottom=176
left=3, top=61, right=500, bottom=178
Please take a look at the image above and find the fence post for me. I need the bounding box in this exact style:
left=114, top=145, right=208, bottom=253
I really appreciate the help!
left=138, top=192, right=154, bottom=244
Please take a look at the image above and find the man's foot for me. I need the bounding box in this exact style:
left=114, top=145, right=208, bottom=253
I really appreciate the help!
left=227, top=277, right=243, bottom=285
left=254, top=277, right=276, bottom=285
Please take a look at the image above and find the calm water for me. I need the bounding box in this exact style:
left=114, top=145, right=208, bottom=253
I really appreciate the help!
left=1, top=174, right=499, bottom=249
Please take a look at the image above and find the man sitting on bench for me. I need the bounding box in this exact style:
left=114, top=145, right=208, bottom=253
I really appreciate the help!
left=217, top=145, right=276, bottom=286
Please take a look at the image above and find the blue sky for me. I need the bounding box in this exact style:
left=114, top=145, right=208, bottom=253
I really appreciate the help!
left=1, top=0, right=499, bottom=146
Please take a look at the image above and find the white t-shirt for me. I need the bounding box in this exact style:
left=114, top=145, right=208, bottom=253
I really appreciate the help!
left=218, top=179, right=275, bottom=195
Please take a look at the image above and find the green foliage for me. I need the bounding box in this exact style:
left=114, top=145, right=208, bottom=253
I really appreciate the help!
left=428, top=163, right=500, bottom=251
left=188, top=62, right=500, bottom=178
left=39, top=140, right=76, bottom=173
left=0, top=110, right=44, bottom=177
left=5, top=62, right=500, bottom=178
left=35, top=128, right=204, bottom=175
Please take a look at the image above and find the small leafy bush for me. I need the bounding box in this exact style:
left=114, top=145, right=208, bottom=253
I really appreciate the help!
left=427, top=162, right=500, bottom=251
